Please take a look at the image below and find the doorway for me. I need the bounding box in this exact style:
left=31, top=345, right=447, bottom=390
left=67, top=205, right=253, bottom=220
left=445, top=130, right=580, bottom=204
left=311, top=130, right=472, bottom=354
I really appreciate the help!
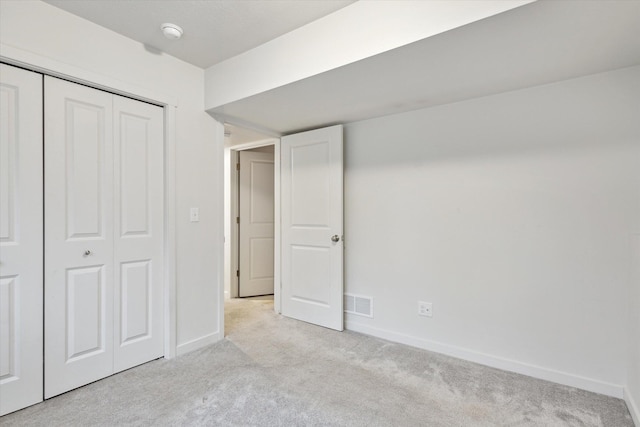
left=223, top=125, right=281, bottom=334
left=221, top=124, right=344, bottom=336
left=0, top=63, right=171, bottom=415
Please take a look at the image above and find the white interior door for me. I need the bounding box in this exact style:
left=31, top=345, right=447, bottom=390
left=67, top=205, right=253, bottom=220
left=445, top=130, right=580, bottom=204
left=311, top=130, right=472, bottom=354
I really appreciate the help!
left=0, top=64, right=43, bottom=415
left=112, top=95, right=164, bottom=372
left=44, top=76, right=164, bottom=398
left=44, top=76, right=115, bottom=398
left=281, top=125, right=344, bottom=330
left=239, top=149, right=274, bottom=297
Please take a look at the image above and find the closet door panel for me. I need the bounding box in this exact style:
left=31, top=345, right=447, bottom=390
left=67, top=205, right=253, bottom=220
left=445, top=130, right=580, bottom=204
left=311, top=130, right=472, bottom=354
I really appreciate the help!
left=0, top=64, right=43, bottom=416
left=113, top=95, right=164, bottom=372
left=44, top=76, right=114, bottom=399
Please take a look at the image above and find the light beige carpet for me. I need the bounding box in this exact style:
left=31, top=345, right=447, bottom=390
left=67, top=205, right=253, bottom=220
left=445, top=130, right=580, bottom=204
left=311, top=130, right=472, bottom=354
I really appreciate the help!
left=1, top=297, right=633, bottom=426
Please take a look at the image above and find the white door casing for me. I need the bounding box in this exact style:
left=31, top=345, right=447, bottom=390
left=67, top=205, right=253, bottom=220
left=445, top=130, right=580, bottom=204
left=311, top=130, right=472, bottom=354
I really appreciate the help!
left=239, top=150, right=275, bottom=297
left=112, top=95, right=164, bottom=372
left=281, top=125, right=344, bottom=331
left=44, top=76, right=164, bottom=398
left=0, top=64, right=44, bottom=415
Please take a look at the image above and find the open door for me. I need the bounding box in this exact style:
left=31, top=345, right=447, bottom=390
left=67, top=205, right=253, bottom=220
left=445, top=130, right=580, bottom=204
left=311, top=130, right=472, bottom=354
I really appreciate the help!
left=281, top=125, right=343, bottom=331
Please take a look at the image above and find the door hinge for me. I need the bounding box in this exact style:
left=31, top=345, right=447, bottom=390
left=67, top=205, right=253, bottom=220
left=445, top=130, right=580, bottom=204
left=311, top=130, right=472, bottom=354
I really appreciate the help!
left=236, top=270, right=240, bottom=277
left=236, top=216, right=240, bottom=224
left=236, top=163, right=240, bottom=171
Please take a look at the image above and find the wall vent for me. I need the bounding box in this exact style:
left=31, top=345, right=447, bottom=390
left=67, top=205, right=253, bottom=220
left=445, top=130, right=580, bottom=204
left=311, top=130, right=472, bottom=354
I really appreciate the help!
left=344, top=294, right=373, bottom=318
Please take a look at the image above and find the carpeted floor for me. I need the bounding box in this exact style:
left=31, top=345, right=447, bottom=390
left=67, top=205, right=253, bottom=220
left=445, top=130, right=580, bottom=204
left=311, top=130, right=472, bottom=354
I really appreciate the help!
left=1, top=296, right=634, bottom=426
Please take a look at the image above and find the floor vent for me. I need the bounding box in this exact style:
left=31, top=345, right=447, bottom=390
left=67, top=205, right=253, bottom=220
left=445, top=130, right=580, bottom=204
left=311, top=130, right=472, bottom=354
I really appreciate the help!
left=344, top=294, right=373, bottom=318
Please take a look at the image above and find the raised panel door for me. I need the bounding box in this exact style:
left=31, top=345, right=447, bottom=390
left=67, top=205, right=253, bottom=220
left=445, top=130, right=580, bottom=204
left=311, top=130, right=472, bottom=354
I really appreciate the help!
left=44, top=76, right=114, bottom=398
left=239, top=150, right=275, bottom=297
left=112, top=95, right=164, bottom=372
left=0, top=64, right=43, bottom=415
left=281, top=125, right=343, bottom=331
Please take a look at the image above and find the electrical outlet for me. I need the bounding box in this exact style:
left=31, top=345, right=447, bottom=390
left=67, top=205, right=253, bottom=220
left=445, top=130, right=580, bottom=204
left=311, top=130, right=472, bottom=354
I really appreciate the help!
left=418, top=301, right=432, bottom=317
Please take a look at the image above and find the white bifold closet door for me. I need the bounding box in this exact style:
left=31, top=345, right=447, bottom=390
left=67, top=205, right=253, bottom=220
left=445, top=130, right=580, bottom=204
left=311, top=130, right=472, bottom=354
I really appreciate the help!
left=0, top=64, right=44, bottom=416
left=44, top=76, right=164, bottom=398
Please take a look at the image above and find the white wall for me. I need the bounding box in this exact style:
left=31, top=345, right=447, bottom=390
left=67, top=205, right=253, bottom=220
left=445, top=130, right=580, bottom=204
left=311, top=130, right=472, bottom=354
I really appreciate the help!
left=0, top=1, right=222, bottom=354
left=344, top=66, right=640, bottom=398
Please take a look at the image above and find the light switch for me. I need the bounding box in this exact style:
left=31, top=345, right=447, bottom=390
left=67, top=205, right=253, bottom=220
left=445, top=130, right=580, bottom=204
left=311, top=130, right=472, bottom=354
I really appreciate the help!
left=190, top=208, right=199, bottom=222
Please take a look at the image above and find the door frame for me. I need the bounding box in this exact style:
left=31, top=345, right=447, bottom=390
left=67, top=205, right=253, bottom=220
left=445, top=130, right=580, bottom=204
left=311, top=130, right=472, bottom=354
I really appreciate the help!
left=225, top=138, right=281, bottom=313
left=0, top=45, right=179, bottom=358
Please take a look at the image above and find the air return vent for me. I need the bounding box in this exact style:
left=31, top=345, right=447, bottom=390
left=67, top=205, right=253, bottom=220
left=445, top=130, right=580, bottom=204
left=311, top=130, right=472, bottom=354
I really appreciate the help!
left=344, top=294, right=373, bottom=318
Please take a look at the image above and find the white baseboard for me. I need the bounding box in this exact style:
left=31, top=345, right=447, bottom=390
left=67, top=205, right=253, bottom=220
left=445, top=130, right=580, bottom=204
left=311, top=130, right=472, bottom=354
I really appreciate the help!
left=346, top=320, right=624, bottom=399
left=176, top=331, right=222, bottom=356
left=625, top=387, right=640, bottom=426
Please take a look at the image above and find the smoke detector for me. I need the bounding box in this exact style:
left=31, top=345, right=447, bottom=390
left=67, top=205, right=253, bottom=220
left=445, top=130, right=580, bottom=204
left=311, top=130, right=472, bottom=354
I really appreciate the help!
left=161, top=23, right=183, bottom=40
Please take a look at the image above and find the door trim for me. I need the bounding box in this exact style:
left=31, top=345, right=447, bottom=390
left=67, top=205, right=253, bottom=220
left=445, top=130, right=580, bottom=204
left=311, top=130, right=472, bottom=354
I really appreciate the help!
left=1, top=44, right=178, bottom=359
left=226, top=138, right=281, bottom=314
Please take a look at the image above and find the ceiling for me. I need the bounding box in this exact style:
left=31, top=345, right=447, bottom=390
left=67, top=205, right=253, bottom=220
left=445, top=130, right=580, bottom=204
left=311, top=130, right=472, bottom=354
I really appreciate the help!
left=43, top=0, right=355, bottom=69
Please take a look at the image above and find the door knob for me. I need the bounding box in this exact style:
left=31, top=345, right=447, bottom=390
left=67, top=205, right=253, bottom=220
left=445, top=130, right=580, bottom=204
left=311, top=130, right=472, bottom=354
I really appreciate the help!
left=84, top=250, right=92, bottom=256
left=331, top=235, right=340, bottom=243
